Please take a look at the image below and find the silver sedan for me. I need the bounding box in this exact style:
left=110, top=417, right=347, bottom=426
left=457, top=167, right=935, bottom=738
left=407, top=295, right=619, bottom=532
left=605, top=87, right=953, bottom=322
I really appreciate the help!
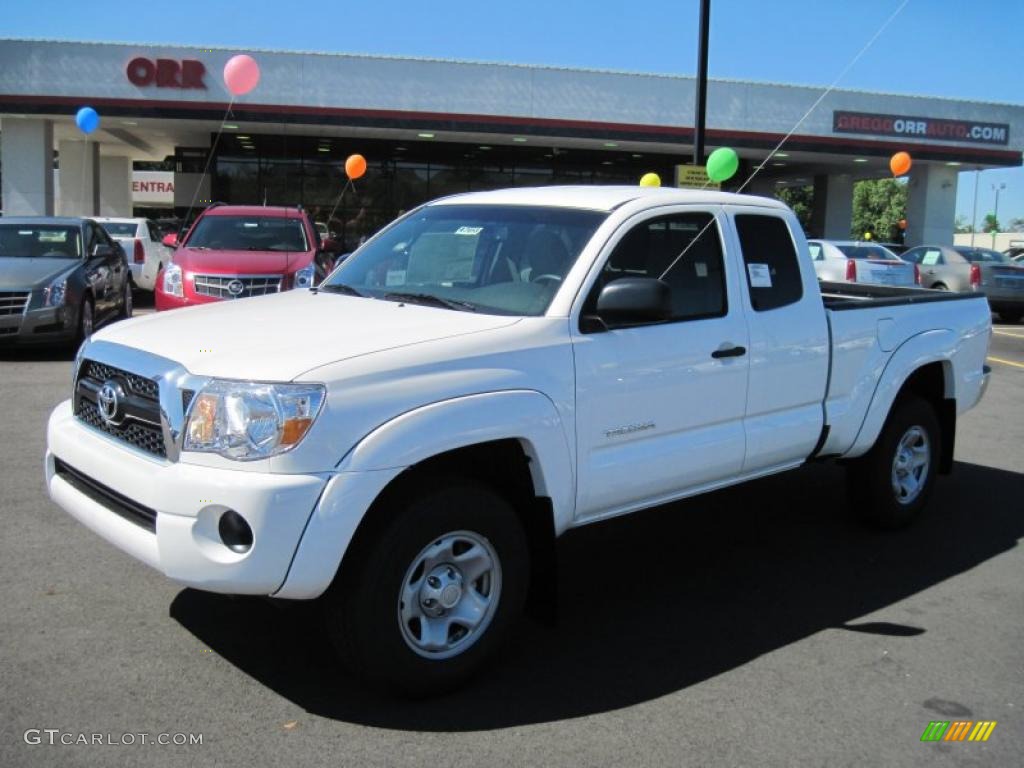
left=808, top=240, right=916, bottom=286
left=901, top=245, right=1024, bottom=323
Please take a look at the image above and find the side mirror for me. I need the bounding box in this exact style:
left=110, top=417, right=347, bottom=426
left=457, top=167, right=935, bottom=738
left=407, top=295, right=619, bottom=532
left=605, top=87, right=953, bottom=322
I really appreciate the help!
left=161, top=233, right=179, bottom=248
left=91, top=243, right=116, bottom=259
left=591, top=277, right=672, bottom=329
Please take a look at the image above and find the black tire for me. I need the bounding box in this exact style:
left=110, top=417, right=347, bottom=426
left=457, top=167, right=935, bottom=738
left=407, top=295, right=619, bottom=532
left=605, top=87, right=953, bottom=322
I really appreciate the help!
left=118, top=279, right=133, bottom=319
left=848, top=394, right=940, bottom=529
left=932, top=283, right=949, bottom=291
left=999, top=310, right=1022, bottom=324
left=325, top=479, right=529, bottom=696
left=75, top=296, right=95, bottom=345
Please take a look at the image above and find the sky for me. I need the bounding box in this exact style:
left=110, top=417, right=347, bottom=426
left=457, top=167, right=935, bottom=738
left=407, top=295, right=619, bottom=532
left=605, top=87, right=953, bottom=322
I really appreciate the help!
left=5, top=0, right=1023, bottom=225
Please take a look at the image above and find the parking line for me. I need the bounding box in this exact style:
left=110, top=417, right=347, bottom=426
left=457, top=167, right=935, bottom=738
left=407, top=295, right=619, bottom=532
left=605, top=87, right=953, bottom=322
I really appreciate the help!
left=993, top=330, right=1024, bottom=339
left=987, top=356, right=1024, bottom=370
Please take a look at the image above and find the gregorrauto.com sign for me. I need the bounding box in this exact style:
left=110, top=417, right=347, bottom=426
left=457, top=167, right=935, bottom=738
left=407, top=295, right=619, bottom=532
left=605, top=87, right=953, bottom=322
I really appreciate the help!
left=833, top=110, right=1010, bottom=146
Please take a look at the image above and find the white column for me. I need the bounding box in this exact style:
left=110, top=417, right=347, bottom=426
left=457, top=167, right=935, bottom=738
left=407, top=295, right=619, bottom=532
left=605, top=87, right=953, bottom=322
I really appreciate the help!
left=822, top=174, right=854, bottom=239
left=99, top=156, right=133, bottom=217
left=905, top=164, right=957, bottom=247
left=58, top=139, right=100, bottom=216
left=1, top=118, right=55, bottom=216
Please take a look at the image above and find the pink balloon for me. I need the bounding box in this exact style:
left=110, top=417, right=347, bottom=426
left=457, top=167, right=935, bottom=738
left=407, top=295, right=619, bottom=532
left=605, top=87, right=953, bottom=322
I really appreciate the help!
left=223, top=54, right=260, bottom=96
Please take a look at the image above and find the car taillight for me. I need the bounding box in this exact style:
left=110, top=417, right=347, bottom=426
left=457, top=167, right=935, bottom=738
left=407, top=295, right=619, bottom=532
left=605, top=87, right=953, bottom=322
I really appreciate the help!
left=133, top=239, right=145, bottom=264
left=914, top=264, right=921, bottom=285
left=845, top=259, right=857, bottom=281
left=970, top=264, right=982, bottom=289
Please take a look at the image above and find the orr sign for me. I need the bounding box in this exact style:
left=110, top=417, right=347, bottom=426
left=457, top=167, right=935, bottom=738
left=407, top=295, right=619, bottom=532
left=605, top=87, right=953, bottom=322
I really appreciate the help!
left=126, top=57, right=206, bottom=89
left=833, top=110, right=1009, bottom=146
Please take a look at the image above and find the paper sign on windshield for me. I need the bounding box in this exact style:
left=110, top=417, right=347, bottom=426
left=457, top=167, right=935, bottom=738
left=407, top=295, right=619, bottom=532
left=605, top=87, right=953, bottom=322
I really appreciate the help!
left=747, top=263, right=772, bottom=288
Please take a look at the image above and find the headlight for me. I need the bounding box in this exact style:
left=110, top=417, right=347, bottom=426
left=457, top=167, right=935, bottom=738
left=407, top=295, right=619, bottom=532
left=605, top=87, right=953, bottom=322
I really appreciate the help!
left=183, top=380, right=325, bottom=461
left=43, top=276, right=67, bottom=307
left=293, top=263, right=316, bottom=289
left=162, top=263, right=184, bottom=297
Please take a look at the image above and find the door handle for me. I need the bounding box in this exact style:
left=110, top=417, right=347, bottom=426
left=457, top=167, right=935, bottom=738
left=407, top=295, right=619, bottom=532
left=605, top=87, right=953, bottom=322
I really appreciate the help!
left=711, top=345, right=747, bottom=359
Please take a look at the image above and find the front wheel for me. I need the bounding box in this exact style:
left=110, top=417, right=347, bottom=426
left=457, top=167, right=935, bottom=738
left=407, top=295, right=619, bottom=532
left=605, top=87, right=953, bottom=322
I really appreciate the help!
left=119, top=279, right=133, bottom=319
left=848, top=394, right=940, bottom=529
left=325, top=480, right=529, bottom=696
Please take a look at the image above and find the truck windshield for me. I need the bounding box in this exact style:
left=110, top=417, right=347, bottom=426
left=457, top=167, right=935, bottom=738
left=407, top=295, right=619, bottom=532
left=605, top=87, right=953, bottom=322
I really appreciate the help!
left=323, top=204, right=607, bottom=316
left=0, top=225, right=82, bottom=258
left=185, top=216, right=309, bottom=252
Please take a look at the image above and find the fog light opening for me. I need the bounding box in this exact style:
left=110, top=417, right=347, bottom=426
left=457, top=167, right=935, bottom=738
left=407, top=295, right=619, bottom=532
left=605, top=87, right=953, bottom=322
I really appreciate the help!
left=218, top=510, right=253, bottom=554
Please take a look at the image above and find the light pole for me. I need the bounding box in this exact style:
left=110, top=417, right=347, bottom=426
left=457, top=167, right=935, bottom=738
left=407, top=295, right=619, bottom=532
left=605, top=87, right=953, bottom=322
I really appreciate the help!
left=693, top=0, right=711, bottom=166
left=992, top=182, right=1006, bottom=247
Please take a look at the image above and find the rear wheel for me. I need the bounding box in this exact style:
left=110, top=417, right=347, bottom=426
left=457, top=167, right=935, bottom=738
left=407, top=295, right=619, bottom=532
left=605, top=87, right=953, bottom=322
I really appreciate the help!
left=932, top=282, right=949, bottom=291
left=118, top=279, right=133, bottom=319
left=325, top=480, right=529, bottom=696
left=848, top=394, right=940, bottom=529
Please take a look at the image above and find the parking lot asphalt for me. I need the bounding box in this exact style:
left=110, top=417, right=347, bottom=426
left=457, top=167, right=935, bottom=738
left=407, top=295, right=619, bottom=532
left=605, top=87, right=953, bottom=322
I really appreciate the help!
left=1, top=310, right=1021, bottom=768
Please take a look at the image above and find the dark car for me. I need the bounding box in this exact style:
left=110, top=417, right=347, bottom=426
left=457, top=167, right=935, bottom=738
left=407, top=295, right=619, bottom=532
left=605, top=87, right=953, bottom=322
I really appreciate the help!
left=0, top=217, right=132, bottom=346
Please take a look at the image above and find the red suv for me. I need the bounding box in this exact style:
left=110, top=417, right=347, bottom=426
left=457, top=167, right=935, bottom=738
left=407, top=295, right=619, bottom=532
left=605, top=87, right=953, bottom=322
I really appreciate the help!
left=155, top=205, right=335, bottom=311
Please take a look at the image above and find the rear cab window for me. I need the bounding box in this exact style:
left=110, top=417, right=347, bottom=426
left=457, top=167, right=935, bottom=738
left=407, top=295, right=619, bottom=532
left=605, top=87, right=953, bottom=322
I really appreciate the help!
left=734, top=214, right=803, bottom=312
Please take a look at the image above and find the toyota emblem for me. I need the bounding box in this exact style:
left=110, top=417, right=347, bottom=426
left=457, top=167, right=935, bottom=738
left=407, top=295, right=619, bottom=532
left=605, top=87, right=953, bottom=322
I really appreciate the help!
left=226, top=279, right=245, bottom=297
left=96, top=379, right=125, bottom=426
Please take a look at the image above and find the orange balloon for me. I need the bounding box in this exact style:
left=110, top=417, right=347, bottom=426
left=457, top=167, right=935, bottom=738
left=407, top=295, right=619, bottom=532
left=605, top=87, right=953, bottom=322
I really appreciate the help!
left=890, top=151, right=912, bottom=176
left=345, top=154, right=367, bottom=180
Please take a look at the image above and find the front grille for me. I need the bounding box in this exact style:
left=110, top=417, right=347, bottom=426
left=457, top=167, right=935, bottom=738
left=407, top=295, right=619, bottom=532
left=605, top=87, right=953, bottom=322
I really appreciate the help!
left=53, top=458, right=157, bottom=532
left=193, top=274, right=282, bottom=299
left=0, top=291, right=30, bottom=316
left=74, top=358, right=165, bottom=458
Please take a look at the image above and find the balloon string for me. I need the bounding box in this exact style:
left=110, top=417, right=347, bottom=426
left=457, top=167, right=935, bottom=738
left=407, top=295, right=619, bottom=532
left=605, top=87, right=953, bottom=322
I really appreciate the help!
left=326, top=178, right=355, bottom=234
left=659, top=0, right=912, bottom=281
left=180, top=96, right=236, bottom=238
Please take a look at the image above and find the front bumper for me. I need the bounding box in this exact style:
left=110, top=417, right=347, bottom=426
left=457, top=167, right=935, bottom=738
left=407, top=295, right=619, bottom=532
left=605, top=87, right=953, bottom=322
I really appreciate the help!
left=46, top=399, right=329, bottom=594
left=0, top=303, right=75, bottom=344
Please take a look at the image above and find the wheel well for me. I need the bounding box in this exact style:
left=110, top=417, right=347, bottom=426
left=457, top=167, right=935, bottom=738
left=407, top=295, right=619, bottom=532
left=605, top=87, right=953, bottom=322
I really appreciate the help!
left=897, top=362, right=955, bottom=474
left=334, top=439, right=558, bottom=623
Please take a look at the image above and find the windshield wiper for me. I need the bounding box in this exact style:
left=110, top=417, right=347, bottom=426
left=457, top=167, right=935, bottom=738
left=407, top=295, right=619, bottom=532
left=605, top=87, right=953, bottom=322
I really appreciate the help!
left=316, top=282, right=364, bottom=297
left=382, top=291, right=478, bottom=312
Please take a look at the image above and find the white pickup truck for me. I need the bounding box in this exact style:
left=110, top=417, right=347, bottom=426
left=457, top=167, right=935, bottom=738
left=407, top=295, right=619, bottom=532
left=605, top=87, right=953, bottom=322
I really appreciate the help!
left=46, top=186, right=991, bottom=695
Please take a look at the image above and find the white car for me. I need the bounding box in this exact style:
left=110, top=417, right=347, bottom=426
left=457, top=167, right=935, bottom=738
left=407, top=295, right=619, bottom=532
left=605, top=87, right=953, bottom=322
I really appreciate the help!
left=46, top=186, right=991, bottom=695
left=808, top=239, right=917, bottom=286
left=95, top=217, right=170, bottom=291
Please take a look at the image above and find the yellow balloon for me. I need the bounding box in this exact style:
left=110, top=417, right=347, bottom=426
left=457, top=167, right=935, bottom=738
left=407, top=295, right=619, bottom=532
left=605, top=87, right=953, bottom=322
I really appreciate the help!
left=864, top=232, right=872, bottom=240
left=639, top=173, right=661, bottom=187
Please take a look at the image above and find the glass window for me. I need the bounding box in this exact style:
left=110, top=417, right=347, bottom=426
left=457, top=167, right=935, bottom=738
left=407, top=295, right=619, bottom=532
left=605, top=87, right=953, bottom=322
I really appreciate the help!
left=921, top=249, right=944, bottom=266
left=900, top=248, right=923, bottom=264
left=100, top=222, right=139, bottom=238
left=956, top=248, right=1011, bottom=264
left=808, top=242, right=824, bottom=261
left=185, top=215, right=309, bottom=252
left=0, top=224, right=82, bottom=258
left=835, top=244, right=898, bottom=260
left=589, top=212, right=727, bottom=322
left=735, top=215, right=803, bottom=312
left=324, top=204, right=606, bottom=316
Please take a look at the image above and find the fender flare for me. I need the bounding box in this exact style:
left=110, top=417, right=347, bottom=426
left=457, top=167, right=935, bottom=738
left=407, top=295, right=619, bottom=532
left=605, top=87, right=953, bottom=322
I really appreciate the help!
left=845, top=329, right=956, bottom=458
left=340, top=389, right=577, bottom=533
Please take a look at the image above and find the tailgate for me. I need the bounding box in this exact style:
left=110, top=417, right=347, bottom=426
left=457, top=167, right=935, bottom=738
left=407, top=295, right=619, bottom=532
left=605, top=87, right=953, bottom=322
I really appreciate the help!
left=856, top=260, right=915, bottom=286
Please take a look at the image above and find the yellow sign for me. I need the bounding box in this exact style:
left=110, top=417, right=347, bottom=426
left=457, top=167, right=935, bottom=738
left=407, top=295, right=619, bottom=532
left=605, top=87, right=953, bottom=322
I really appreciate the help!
left=676, top=165, right=718, bottom=190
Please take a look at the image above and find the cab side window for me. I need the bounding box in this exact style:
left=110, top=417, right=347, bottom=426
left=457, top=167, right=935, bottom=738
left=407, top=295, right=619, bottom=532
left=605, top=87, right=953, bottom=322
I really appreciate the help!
left=589, top=212, right=727, bottom=323
left=735, top=214, right=803, bottom=312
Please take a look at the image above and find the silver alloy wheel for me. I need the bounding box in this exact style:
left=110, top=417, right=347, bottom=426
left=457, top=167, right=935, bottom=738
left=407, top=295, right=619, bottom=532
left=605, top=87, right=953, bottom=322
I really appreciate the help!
left=397, top=530, right=502, bottom=660
left=891, top=425, right=930, bottom=504
left=82, top=302, right=94, bottom=337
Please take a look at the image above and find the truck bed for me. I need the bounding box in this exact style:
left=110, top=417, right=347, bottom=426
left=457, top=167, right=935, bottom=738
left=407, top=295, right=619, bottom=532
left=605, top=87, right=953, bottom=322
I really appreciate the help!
left=819, top=280, right=982, bottom=311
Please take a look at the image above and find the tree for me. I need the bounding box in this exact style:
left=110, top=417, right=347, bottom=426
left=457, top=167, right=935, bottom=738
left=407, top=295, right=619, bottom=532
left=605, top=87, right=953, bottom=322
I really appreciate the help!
left=1008, top=217, right=1024, bottom=233
left=851, top=179, right=907, bottom=241
left=775, top=185, right=814, bottom=233
left=954, top=215, right=973, bottom=234
left=982, top=213, right=1000, bottom=233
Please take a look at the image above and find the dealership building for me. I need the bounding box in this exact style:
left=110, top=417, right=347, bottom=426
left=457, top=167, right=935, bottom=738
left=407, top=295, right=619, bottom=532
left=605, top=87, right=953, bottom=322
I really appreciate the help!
left=1, top=38, right=1022, bottom=248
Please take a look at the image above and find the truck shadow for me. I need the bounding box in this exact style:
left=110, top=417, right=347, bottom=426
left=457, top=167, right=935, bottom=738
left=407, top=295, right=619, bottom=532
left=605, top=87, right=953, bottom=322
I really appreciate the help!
left=170, top=459, right=1024, bottom=731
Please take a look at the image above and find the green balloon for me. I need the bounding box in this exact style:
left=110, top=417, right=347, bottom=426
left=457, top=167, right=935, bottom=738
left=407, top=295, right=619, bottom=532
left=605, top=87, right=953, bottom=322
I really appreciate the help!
left=706, top=147, right=739, bottom=183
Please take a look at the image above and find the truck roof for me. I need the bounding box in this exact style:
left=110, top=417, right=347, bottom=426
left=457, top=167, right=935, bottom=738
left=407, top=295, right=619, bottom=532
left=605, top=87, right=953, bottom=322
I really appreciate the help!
left=432, top=185, right=789, bottom=212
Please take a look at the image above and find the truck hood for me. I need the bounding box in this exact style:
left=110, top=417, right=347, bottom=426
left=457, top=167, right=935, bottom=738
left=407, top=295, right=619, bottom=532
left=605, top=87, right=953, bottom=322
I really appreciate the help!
left=0, top=257, right=78, bottom=290
left=92, top=289, right=521, bottom=380
left=172, top=247, right=310, bottom=274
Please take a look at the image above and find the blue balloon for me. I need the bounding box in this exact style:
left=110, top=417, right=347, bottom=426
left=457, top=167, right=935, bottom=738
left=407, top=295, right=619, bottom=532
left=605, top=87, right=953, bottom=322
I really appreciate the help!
left=75, top=106, right=100, bottom=134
